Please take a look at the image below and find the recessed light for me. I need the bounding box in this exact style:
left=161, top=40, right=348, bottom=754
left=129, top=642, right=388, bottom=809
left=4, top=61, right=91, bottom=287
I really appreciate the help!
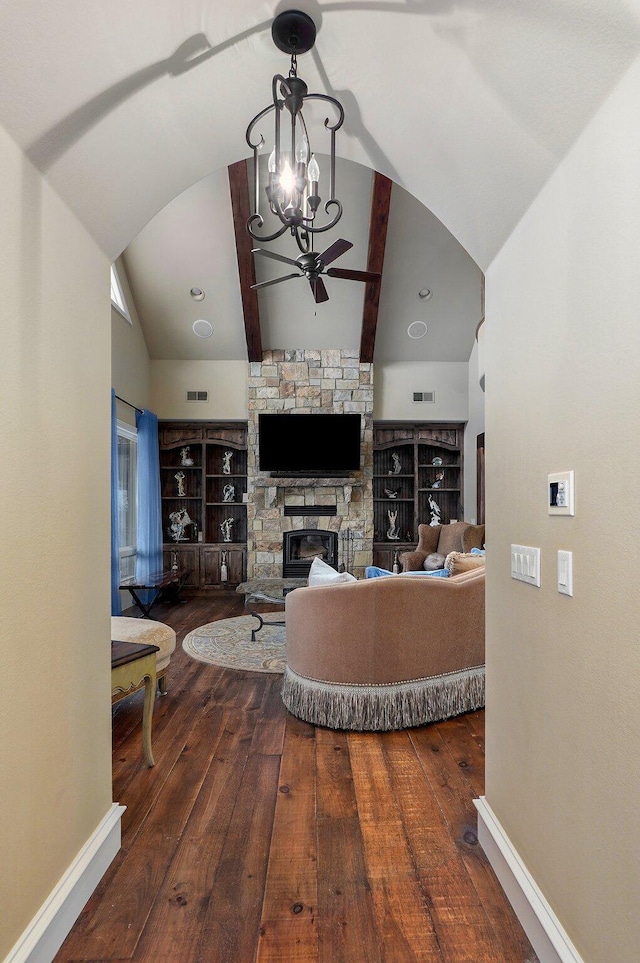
left=193, top=319, right=213, bottom=338
left=417, top=287, right=432, bottom=301
left=190, top=287, right=205, bottom=301
left=407, top=321, right=428, bottom=339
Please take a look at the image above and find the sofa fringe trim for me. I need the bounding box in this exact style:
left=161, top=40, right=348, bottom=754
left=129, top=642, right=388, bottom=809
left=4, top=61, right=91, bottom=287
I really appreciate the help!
left=281, top=665, right=485, bottom=731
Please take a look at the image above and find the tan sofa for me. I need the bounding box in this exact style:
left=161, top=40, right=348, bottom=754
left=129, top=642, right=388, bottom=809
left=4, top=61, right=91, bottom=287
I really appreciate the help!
left=282, top=566, right=485, bottom=731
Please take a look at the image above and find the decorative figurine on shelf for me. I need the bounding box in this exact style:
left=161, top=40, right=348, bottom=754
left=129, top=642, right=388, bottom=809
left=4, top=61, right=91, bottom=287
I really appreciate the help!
left=386, top=509, right=401, bottom=540
left=389, top=452, right=402, bottom=475
left=170, top=550, right=178, bottom=572
left=168, top=508, right=193, bottom=542
left=223, top=483, right=235, bottom=503
left=180, top=446, right=194, bottom=466
left=222, top=450, right=233, bottom=475
left=220, top=516, right=235, bottom=542
left=220, top=550, right=228, bottom=582
left=431, top=456, right=443, bottom=467
left=392, top=550, right=400, bottom=574
left=431, top=471, right=445, bottom=489
left=384, top=487, right=399, bottom=499
left=428, top=494, right=441, bottom=527
left=174, top=470, right=186, bottom=497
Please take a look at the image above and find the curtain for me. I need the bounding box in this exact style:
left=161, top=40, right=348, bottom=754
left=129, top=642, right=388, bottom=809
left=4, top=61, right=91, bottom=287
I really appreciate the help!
left=135, top=408, right=163, bottom=605
left=111, top=388, right=122, bottom=616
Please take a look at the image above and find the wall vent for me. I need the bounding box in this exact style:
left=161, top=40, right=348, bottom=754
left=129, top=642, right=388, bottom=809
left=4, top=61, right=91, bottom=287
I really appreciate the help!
left=186, top=390, right=209, bottom=403
left=412, top=391, right=435, bottom=403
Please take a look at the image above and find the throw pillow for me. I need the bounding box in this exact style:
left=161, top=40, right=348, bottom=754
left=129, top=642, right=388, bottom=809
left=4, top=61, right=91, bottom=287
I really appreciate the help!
left=444, top=551, right=486, bottom=576
left=423, top=552, right=445, bottom=571
left=308, top=556, right=357, bottom=586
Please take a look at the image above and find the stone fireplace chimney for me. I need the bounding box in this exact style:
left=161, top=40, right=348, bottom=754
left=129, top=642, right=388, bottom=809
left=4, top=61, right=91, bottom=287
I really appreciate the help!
left=246, top=349, right=374, bottom=579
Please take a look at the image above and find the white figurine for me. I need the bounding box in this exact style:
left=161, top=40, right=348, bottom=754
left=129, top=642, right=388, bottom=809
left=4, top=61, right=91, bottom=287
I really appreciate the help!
left=384, top=488, right=398, bottom=499
left=389, top=452, right=402, bottom=475
left=220, top=516, right=235, bottom=542
left=222, top=450, right=233, bottom=475
left=168, top=507, right=193, bottom=541
left=223, top=483, right=235, bottom=502
left=174, top=470, right=186, bottom=497
left=386, top=509, right=401, bottom=540
left=428, top=495, right=441, bottom=526
left=180, top=446, right=194, bottom=466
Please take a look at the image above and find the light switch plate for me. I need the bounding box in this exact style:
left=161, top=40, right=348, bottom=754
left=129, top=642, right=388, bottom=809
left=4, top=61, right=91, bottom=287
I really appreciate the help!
left=548, top=470, right=575, bottom=516
left=511, top=544, right=541, bottom=587
left=558, top=550, right=573, bottom=596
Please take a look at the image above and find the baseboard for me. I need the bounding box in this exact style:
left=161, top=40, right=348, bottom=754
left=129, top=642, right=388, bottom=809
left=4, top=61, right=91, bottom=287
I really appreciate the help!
left=5, top=802, right=125, bottom=963
left=474, top=797, right=584, bottom=963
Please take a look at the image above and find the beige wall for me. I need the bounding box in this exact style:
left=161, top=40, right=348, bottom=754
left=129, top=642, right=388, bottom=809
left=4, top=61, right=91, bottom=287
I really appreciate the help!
left=0, top=125, right=113, bottom=955
left=111, top=255, right=151, bottom=422
left=485, top=55, right=640, bottom=962
left=150, top=359, right=248, bottom=420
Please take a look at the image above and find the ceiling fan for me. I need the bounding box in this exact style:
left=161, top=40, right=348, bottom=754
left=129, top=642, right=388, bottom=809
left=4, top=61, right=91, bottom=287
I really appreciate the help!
left=251, top=239, right=380, bottom=303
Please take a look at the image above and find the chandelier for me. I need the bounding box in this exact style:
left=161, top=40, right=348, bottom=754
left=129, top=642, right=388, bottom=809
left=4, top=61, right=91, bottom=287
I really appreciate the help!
left=245, top=10, right=344, bottom=254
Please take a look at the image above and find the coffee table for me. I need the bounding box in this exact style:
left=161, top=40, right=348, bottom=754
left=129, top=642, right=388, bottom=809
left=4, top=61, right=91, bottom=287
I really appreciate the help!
left=120, top=569, right=189, bottom=618
left=236, top=578, right=306, bottom=641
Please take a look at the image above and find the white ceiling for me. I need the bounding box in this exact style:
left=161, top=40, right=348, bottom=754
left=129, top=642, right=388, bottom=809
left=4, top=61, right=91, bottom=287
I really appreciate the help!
left=0, top=0, right=636, bottom=363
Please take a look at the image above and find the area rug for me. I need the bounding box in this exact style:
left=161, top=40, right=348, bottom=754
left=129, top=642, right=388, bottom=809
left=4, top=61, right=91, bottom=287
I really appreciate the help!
left=182, top=615, right=286, bottom=673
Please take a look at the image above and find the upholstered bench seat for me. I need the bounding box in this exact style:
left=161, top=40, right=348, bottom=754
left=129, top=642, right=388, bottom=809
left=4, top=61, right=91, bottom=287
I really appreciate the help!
left=111, top=617, right=176, bottom=694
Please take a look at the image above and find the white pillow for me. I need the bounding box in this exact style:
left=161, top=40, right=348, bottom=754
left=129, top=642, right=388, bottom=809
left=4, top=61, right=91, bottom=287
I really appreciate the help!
left=307, top=556, right=357, bottom=586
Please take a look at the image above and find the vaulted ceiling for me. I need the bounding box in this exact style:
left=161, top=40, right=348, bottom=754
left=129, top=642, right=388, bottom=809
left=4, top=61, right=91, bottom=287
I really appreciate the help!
left=0, top=1, right=636, bottom=363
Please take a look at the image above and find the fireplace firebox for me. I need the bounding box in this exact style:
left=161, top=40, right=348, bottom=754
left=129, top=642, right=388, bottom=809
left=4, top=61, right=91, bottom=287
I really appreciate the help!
left=283, top=529, right=339, bottom=578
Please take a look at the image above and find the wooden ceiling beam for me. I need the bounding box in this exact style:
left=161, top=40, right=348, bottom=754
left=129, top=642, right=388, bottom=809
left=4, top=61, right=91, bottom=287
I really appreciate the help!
left=228, top=160, right=263, bottom=362
left=359, top=171, right=392, bottom=364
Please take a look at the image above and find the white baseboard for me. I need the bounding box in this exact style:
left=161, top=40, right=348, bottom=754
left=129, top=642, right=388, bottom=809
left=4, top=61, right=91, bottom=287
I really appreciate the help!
left=474, top=796, right=584, bottom=963
left=5, top=802, right=125, bottom=963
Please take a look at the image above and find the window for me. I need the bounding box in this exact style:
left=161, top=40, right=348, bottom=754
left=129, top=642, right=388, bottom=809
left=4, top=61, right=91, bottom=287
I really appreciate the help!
left=117, top=421, right=137, bottom=580
left=111, top=263, right=132, bottom=324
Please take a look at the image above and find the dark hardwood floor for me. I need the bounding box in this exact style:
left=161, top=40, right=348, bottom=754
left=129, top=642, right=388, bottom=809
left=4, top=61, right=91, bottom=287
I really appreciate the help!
left=56, top=594, right=537, bottom=962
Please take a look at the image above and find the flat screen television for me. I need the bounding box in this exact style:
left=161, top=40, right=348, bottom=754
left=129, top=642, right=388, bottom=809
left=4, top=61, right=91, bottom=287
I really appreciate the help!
left=258, top=413, right=361, bottom=475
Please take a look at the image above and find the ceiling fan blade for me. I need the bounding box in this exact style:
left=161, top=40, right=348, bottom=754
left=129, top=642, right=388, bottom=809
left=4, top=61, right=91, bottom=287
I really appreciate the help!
left=326, top=267, right=381, bottom=283
left=318, top=238, right=353, bottom=267
left=251, top=272, right=301, bottom=290
left=252, top=248, right=300, bottom=268
left=310, top=276, right=329, bottom=303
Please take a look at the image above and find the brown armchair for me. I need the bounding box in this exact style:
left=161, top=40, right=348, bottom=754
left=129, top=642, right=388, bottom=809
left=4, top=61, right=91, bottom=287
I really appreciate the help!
left=400, top=522, right=485, bottom=572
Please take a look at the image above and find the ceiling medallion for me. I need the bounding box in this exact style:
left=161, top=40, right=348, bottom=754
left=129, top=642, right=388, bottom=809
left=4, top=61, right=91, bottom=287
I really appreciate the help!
left=245, top=9, right=344, bottom=254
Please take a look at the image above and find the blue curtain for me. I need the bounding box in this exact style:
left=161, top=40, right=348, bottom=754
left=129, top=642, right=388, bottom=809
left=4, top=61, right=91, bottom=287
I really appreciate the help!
left=135, top=408, right=163, bottom=604
left=111, top=389, right=122, bottom=616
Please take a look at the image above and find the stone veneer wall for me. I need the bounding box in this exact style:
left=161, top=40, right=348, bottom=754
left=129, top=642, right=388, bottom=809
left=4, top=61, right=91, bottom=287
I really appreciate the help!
left=247, top=349, right=374, bottom=579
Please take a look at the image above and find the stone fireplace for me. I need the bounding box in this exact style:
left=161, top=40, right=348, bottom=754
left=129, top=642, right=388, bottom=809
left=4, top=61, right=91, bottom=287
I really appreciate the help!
left=282, top=529, right=338, bottom=578
left=246, top=349, right=374, bottom=579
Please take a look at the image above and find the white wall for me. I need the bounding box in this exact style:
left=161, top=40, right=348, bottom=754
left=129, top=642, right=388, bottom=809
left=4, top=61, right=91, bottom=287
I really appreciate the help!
left=0, top=124, right=113, bottom=957
left=373, top=361, right=468, bottom=421
left=150, top=359, right=248, bottom=420
left=485, top=54, right=640, bottom=963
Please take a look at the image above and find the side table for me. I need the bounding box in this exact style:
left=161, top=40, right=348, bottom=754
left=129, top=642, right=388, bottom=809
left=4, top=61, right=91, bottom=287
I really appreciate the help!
left=111, top=640, right=160, bottom=767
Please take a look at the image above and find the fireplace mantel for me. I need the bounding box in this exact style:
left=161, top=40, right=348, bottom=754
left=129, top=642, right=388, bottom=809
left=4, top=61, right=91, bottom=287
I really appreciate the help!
left=253, top=473, right=362, bottom=488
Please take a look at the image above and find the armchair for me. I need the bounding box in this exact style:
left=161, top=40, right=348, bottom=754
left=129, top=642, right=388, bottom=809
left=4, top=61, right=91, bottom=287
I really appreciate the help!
left=400, top=522, right=485, bottom=572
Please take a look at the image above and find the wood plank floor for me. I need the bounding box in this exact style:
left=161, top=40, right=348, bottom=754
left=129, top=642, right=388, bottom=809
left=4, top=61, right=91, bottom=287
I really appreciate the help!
left=56, top=595, right=538, bottom=963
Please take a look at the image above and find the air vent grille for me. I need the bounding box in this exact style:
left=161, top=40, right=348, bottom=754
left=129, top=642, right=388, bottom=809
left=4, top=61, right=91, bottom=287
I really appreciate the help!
left=186, top=390, right=209, bottom=403
left=412, top=391, right=435, bottom=403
